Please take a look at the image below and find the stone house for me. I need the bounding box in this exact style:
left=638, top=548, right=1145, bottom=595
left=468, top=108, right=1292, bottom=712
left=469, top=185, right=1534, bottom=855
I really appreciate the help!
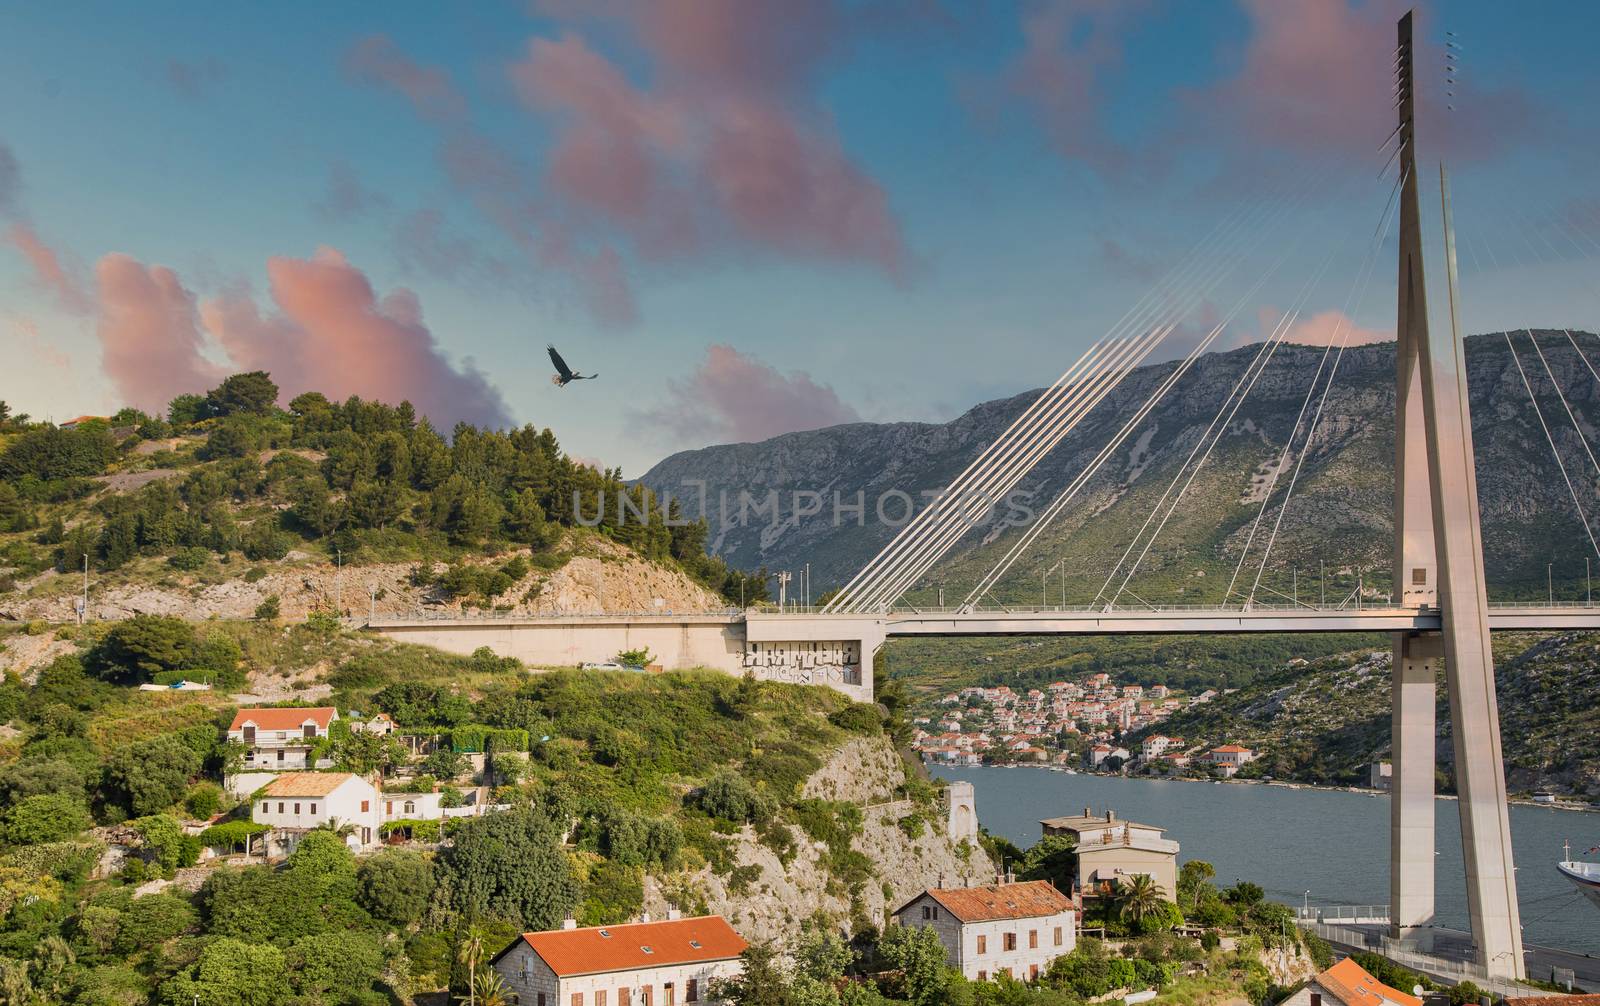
left=228, top=706, right=339, bottom=770
left=892, top=880, right=1076, bottom=983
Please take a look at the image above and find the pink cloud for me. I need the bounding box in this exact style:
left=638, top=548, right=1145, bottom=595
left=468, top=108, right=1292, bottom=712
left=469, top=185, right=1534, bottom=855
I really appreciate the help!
left=984, top=0, right=1148, bottom=173
left=1274, top=308, right=1392, bottom=348
left=635, top=343, right=861, bottom=446
left=343, top=35, right=465, bottom=121
left=6, top=223, right=91, bottom=314
left=95, top=254, right=223, bottom=413
left=509, top=7, right=908, bottom=277
left=200, top=247, right=513, bottom=429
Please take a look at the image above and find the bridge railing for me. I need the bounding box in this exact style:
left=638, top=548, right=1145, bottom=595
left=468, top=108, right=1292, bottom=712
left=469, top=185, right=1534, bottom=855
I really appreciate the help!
left=1295, top=904, right=1391, bottom=924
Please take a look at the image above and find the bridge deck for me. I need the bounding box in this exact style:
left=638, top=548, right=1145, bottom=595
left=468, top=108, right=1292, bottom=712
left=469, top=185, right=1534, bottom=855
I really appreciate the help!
left=368, top=602, right=1600, bottom=635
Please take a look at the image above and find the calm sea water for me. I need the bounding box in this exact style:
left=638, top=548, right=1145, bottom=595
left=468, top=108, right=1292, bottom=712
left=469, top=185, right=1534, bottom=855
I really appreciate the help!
left=930, top=766, right=1600, bottom=954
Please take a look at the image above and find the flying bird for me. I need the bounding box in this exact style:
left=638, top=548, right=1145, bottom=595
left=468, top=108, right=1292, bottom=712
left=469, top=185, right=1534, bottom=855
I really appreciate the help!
left=547, top=344, right=598, bottom=387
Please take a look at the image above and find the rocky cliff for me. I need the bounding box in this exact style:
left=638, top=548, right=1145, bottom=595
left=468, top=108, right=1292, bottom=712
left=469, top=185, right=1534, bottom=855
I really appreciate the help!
left=643, top=735, right=995, bottom=944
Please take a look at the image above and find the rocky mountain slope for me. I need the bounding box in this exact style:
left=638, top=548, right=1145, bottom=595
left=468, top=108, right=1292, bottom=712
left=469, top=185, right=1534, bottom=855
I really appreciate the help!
left=641, top=332, right=1600, bottom=602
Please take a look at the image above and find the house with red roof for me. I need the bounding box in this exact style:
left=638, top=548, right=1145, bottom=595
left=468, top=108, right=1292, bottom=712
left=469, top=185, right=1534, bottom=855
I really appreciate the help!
left=1207, top=744, right=1256, bottom=777
left=892, top=879, right=1075, bottom=982
left=1278, top=957, right=1423, bottom=1006
left=228, top=707, right=339, bottom=770
left=491, top=913, right=746, bottom=1006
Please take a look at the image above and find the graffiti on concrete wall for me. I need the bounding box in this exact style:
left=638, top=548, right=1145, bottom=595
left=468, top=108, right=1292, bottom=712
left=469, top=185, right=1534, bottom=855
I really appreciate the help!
left=744, top=640, right=862, bottom=689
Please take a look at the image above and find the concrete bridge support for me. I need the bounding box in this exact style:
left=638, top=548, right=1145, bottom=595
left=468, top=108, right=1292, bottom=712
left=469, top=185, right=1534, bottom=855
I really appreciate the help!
left=1389, top=12, right=1523, bottom=978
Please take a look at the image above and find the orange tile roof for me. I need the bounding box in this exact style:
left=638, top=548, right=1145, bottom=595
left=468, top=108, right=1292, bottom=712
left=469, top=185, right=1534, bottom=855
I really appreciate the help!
left=1505, top=997, right=1600, bottom=1006
left=1212, top=744, right=1251, bottom=753
left=501, top=916, right=747, bottom=977
left=262, top=772, right=358, bottom=798
left=1316, top=957, right=1423, bottom=1006
left=230, top=707, right=337, bottom=732
left=904, top=881, right=1073, bottom=923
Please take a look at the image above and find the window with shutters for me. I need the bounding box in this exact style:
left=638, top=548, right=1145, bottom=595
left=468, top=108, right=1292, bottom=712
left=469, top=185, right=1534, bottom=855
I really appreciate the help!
left=597, top=993, right=607, bottom=1006
left=309, top=803, right=316, bottom=815
left=1028, top=929, right=1038, bottom=949
left=304, top=723, right=317, bottom=738
left=1003, top=932, right=1017, bottom=951
left=294, top=803, right=301, bottom=814
left=686, top=979, right=698, bottom=1002
left=1054, top=926, right=1063, bottom=946
left=977, top=935, right=987, bottom=955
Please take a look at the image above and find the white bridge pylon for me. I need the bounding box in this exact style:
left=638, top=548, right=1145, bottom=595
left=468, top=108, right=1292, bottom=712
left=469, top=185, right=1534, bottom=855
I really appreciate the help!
left=816, top=8, right=1531, bottom=980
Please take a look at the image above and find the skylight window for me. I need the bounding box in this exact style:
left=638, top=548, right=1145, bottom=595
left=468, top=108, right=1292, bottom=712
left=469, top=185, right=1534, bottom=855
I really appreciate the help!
left=689, top=940, right=702, bottom=949
left=642, top=946, right=654, bottom=954
left=599, top=930, right=611, bottom=938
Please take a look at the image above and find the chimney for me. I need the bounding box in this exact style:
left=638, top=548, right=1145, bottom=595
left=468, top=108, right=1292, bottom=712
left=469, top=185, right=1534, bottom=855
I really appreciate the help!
left=666, top=902, right=682, bottom=921
left=1084, top=805, right=1092, bottom=817
left=639, top=910, right=651, bottom=924
left=1106, top=809, right=1116, bottom=822
left=937, top=872, right=945, bottom=890
left=562, top=913, right=577, bottom=931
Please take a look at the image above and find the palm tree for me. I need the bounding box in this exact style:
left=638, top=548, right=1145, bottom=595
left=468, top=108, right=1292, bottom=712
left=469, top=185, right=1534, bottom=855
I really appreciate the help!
left=1117, top=874, right=1163, bottom=925
left=457, top=928, right=486, bottom=1006
left=314, top=817, right=357, bottom=839
left=474, top=970, right=517, bottom=1006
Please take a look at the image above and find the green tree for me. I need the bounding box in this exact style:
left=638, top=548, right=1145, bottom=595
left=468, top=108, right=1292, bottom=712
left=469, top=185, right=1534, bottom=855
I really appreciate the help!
left=1018, top=833, right=1078, bottom=893
left=160, top=937, right=287, bottom=1006
left=116, top=892, right=196, bottom=953
left=1177, top=859, right=1216, bottom=912
left=878, top=925, right=949, bottom=1005
left=167, top=393, right=207, bottom=426
left=474, top=969, right=517, bottom=1006
left=287, top=930, right=384, bottom=1000
left=0, top=792, right=91, bottom=845
left=436, top=805, right=579, bottom=930
left=253, top=594, right=281, bottom=621
left=708, top=943, right=794, bottom=1006
left=103, top=735, right=202, bottom=816
left=206, top=371, right=280, bottom=417
left=1117, top=874, right=1163, bottom=926
left=87, top=615, right=197, bottom=685
left=457, top=927, right=486, bottom=1006
left=134, top=813, right=188, bottom=872
left=356, top=848, right=435, bottom=926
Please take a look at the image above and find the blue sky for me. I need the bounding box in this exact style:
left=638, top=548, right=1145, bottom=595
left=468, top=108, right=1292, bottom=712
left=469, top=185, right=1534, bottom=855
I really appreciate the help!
left=2, top=1, right=1598, bottom=474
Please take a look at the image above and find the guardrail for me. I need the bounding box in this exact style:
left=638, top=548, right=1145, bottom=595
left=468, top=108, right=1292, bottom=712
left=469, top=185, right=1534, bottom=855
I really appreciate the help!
left=1296, top=904, right=1391, bottom=924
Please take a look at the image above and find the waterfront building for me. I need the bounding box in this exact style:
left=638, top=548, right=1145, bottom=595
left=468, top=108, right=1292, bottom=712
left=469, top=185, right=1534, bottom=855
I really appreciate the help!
left=491, top=914, right=745, bottom=1006
left=1039, top=807, right=1179, bottom=900
left=893, top=880, right=1075, bottom=982
left=1207, top=745, right=1255, bottom=777
left=1278, top=957, right=1422, bottom=1006
left=228, top=706, right=338, bottom=770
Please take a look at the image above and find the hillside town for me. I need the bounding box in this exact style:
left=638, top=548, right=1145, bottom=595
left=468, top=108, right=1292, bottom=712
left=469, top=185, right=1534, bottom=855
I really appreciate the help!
left=910, top=674, right=1258, bottom=777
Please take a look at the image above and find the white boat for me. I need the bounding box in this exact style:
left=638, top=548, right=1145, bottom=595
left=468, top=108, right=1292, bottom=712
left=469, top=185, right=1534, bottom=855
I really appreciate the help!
left=1557, top=842, right=1600, bottom=911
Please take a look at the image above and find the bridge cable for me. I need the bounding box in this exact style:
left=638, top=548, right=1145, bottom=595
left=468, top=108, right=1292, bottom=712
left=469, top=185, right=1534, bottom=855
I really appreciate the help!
left=837, top=172, right=1327, bottom=613
left=968, top=234, right=1308, bottom=611
left=1239, top=166, right=1408, bottom=607
left=1077, top=169, right=1401, bottom=611
left=823, top=187, right=1290, bottom=613
left=1501, top=331, right=1600, bottom=559
left=848, top=328, right=1169, bottom=613
left=832, top=164, right=1336, bottom=613
left=957, top=165, right=1365, bottom=610
left=1103, top=250, right=1340, bottom=610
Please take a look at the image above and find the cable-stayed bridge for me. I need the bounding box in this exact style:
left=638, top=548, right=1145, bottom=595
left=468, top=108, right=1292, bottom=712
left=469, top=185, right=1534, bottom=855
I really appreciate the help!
left=371, top=10, right=1600, bottom=981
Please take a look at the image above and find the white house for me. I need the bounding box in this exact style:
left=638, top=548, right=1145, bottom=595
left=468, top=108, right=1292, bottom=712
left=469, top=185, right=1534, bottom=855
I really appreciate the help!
left=491, top=914, right=747, bottom=1006
left=1207, top=745, right=1255, bottom=777
left=228, top=707, right=339, bottom=770
left=253, top=772, right=379, bottom=852
left=1139, top=735, right=1176, bottom=761
left=892, top=880, right=1076, bottom=983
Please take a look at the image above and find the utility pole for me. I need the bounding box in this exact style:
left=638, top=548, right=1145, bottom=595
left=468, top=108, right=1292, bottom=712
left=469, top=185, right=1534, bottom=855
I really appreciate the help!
left=78, top=553, right=89, bottom=625
left=1548, top=563, right=1554, bottom=604
left=369, top=583, right=377, bottom=625
left=1293, top=567, right=1298, bottom=607
left=1588, top=557, right=1592, bottom=605
left=805, top=562, right=811, bottom=608
left=776, top=571, right=792, bottom=610
left=335, top=548, right=342, bottom=617
left=1320, top=559, right=1326, bottom=607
